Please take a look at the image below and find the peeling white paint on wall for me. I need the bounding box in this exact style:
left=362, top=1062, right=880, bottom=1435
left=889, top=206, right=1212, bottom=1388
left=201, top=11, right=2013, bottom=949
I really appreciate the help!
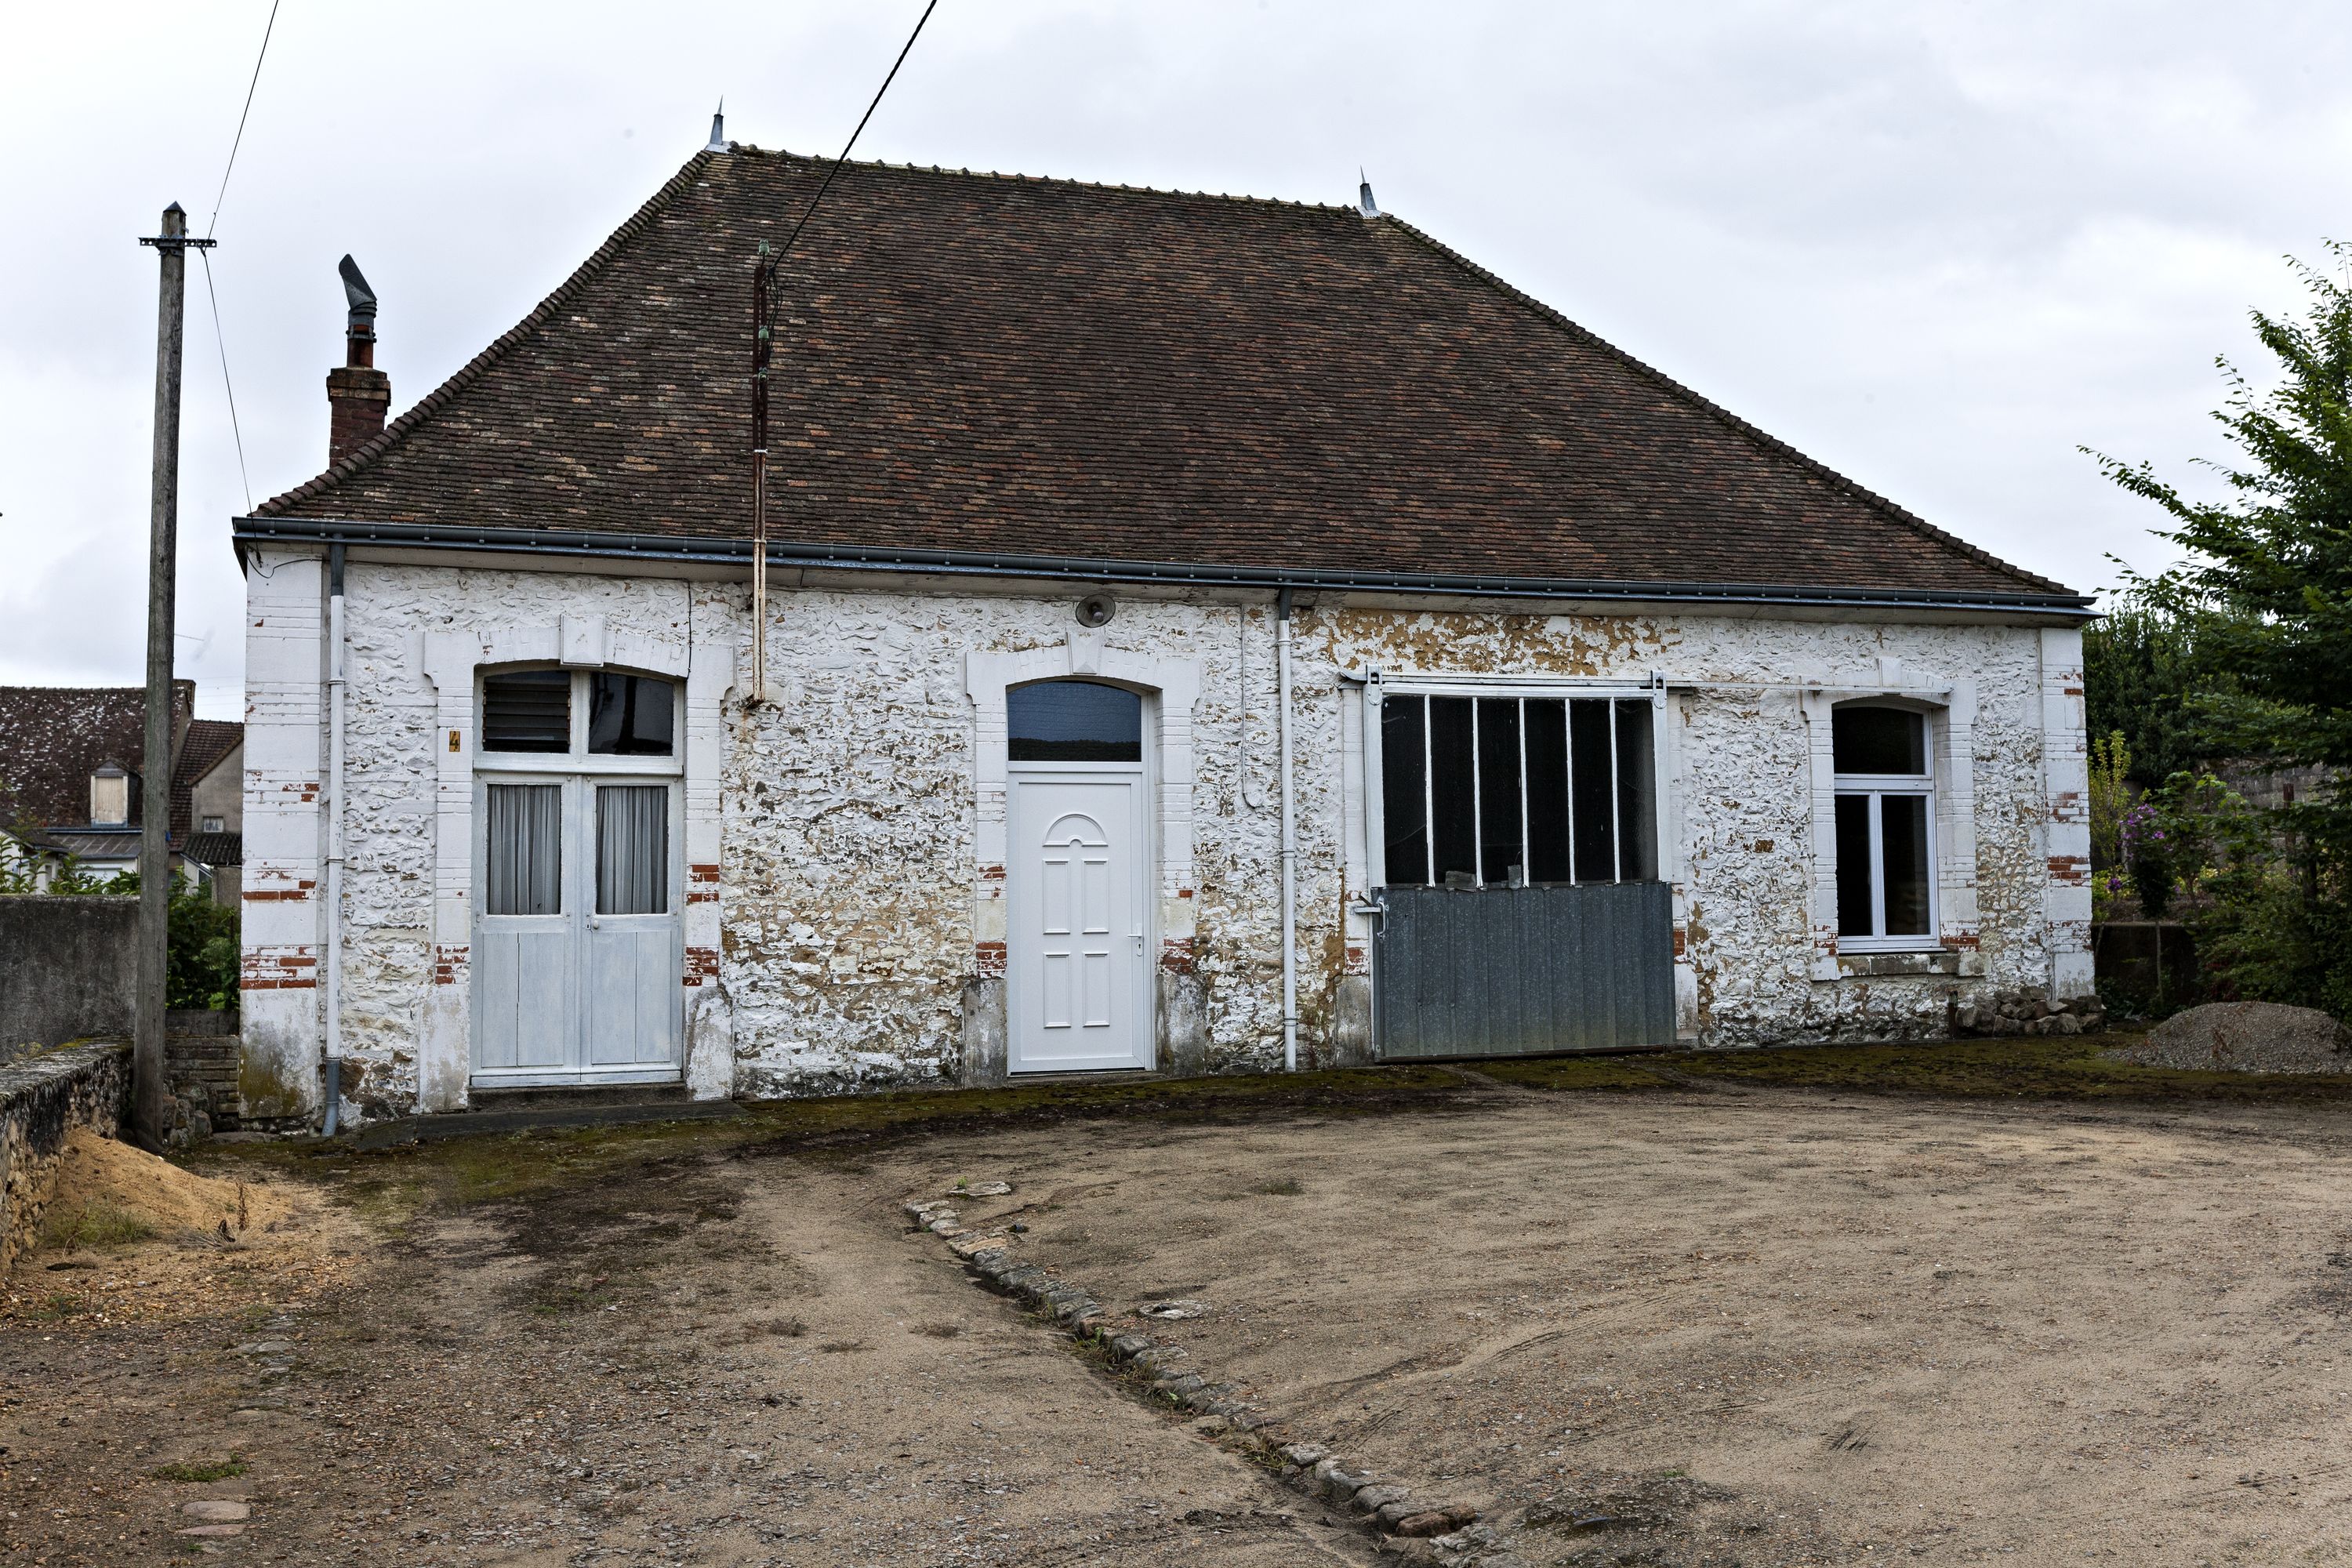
left=243, top=556, right=2089, bottom=1120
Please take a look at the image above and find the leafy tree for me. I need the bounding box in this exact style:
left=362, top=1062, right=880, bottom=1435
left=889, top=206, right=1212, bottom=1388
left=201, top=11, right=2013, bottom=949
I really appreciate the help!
left=2092, top=244, right=2352, bottom=782
left=2089, top=245, right=2352, bottom=1015
left=2081, top=601, right=2208, bottom=789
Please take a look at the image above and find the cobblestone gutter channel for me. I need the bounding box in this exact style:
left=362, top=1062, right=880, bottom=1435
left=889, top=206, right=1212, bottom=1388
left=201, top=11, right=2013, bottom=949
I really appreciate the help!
left=904, top=1193, right=1528, bottom=1567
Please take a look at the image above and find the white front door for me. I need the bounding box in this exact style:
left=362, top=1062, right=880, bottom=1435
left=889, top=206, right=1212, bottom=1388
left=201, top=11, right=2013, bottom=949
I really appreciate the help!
left=475, top=775, right=681, bottom=1084
left=1007, top=772, right=1149, bottom=1073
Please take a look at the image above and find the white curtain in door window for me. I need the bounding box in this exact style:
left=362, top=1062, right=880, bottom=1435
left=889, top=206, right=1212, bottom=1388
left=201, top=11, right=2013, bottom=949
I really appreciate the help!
left=485, top=784, right=562, bottom=916
left=597, top=786, right=669, bottom=915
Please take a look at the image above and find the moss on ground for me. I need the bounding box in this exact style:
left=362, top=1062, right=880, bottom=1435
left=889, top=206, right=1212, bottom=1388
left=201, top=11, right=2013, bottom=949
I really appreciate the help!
left=209, top=1065, right=1469, bottom=1216
left=1476, top=1034, right=2352, bottom=1104
left=207, top=1039, right=2352, bottom=1235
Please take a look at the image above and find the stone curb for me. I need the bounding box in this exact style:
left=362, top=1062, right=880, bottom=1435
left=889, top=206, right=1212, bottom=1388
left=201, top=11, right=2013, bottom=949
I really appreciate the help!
left=902, top=1196, right=1495, bottom=1564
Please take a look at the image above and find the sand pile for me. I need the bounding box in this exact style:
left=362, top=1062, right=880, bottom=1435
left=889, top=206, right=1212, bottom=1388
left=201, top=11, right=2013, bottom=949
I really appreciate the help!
left=6, top=1131, right=362, bottom=1325
left=41, top=1127, right=292, bottom=1247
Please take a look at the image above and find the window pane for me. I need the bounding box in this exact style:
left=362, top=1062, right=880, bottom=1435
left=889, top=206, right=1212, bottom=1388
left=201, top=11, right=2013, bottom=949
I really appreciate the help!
left=485, top=784, right=561, bottom=915
left=1881, top=793, right=1932, bottom=936
left=1380, top=695, right=1429, bottom=887
left=1476, top=698, right=1523, bottom=886
left=1523, top=699, right=1571, bottom=884
left=1835, top=793, right=1874, bottom=936
left=589, top=673, right=676, bottom=756
left=1833, top=706, right=1926, bottom=775
left=1569, top=699, right=1616, bottom=884
left=597, top=786, right=669, bottom=915
left=1008, top=681, right=1142, bottom=761
left=482, top=671, right=570, bottom=753
left=1428, top=696, right=1477, bottom=886
left=1613, top=700, right=1657, bottom=881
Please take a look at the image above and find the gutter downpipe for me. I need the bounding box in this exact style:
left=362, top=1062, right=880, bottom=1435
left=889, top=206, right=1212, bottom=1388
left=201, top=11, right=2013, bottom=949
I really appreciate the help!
left=1276, top=587, right=1298, bottom=1072
left=322, top=543, right=346, bottom=1136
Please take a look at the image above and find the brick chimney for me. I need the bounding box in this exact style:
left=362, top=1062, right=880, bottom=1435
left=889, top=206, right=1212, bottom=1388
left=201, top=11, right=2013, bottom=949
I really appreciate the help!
left=325, top=254, right=389, bottom=466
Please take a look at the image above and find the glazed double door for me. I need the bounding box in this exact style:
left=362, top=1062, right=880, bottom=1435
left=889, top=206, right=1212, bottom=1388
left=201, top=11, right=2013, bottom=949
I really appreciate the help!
left=474, top=775, right=681, bottom=1083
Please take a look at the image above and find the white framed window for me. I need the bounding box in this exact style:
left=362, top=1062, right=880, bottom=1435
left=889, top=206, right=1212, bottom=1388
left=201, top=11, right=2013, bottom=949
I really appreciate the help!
left=1832, top=702, right=1936, bottom=949
left=1375, top=686, right=1657, bottom=889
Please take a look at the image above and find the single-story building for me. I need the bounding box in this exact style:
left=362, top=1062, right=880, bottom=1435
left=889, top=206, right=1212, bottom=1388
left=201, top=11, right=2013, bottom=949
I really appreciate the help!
left=233, top=138, right=2093, bottom=1127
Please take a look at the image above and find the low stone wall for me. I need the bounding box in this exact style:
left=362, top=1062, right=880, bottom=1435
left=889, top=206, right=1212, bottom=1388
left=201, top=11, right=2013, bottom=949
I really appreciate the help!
left=0, top=895, right=137, bottom=1054
left=166, top=1025, right=245, bottom=1142
left=0, top=1041, right=130, bottom=1276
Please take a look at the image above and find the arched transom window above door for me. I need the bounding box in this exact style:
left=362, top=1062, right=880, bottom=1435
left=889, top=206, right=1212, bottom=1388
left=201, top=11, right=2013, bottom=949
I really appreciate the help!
left=1007, top=680, right=1142, bottom=763
left=480, top=669, right=680, bottom=757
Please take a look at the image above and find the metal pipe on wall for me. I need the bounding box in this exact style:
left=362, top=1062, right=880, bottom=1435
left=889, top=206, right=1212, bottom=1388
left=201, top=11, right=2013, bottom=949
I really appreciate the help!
left=1276, top=587, right=1297, bottom=1071
left=322, top=543, right=347, bottom=1135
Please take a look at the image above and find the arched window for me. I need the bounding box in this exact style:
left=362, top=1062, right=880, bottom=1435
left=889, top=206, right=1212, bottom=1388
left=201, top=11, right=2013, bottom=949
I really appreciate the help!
left=1007, top=681, right=1142, bottom=762
left=1831, top=702, right=1934, bottom=945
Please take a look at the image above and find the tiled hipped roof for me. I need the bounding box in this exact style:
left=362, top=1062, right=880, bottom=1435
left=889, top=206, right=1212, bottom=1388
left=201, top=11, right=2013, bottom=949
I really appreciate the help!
left=252, top=150, right=2074, bottom=604
left=0, top=683, right=234, bottom=844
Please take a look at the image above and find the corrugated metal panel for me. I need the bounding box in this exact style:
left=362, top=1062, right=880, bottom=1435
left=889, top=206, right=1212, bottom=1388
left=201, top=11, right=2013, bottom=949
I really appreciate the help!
left=1373, top=881, right=1675, bottom=1058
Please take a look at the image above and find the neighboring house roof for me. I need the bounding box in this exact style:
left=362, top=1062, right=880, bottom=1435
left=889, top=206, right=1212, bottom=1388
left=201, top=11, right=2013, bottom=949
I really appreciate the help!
left=185, top=830, right=243, bottom=869
left=0, top=683, right=235, bottom=850
left=247, top=148, right=2080, bottom=610
left=42, top=829, right=142, bottom=865
left=170, top=720, right=242, bottom=840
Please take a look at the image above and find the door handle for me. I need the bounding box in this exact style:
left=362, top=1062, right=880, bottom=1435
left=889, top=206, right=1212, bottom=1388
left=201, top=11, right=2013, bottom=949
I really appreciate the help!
left=1133, top=932, right=1144, bottom=954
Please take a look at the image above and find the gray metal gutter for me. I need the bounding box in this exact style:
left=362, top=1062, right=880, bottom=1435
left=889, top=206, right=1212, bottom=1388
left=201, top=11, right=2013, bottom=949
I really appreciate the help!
left=230, top=515, right=2096, bottom=619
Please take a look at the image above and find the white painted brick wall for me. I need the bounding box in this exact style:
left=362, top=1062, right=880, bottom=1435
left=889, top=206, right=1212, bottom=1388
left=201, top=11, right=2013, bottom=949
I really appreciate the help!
left=252, top=557, right=2081, bottom=1114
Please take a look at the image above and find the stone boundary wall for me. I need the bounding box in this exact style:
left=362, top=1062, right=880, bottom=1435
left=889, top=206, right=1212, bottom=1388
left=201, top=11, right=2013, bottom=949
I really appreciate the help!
left=166, top=1033, right=244, bottom=1143
left=0, top=896, right=136, bottom=1054
left=0, top=1041, right=130, bottom=1276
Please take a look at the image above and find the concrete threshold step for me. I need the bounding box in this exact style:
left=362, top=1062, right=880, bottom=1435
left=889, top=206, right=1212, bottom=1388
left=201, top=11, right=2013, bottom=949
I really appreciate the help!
left=353, top=1097, right=741, bottom=1149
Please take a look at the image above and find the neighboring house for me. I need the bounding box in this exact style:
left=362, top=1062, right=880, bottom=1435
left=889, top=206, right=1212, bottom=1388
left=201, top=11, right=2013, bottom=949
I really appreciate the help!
left=232, top=140, right=2093, bottom=1128
left=0, top=681, right=242, bottom=899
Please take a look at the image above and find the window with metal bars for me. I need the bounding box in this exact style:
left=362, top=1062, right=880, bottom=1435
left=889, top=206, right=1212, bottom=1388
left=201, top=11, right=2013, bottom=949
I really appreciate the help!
left=1380, top=693, right=1657, bottom=888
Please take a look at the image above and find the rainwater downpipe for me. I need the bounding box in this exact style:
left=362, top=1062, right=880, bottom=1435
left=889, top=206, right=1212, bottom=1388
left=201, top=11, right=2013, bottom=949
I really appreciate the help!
left=1276, top=587, right=1298, bottom=1072
left=322, top=544, right=347, bottom=1135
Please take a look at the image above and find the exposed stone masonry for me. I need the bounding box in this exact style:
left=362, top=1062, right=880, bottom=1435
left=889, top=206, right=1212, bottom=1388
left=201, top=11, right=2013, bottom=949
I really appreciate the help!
left=0, top=1042, right=128, bottom=1276
left=250, top=550, right=2090, bottom=1122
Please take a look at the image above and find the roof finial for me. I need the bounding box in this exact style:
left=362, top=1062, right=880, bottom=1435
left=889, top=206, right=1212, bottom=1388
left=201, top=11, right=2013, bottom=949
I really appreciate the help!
left=706, top=99, right=729, bottom=154
left=1357, top=168, right=1379, bottom=219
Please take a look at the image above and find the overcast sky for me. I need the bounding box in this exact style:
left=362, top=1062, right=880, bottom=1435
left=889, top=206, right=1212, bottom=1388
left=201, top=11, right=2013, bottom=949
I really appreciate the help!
left=3, top=2, right=2344, bottom=720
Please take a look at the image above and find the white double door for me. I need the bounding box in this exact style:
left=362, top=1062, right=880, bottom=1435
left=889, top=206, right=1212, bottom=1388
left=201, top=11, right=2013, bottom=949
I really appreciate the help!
left=1007, top=769, right=1150, bottom=1073
left=474, top=774, right=682, bottom=1084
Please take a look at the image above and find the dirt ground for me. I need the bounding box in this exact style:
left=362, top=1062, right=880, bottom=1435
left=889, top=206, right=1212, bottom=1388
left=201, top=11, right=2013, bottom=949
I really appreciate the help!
left=8, top=1053, right=2352, bottom=1566
left=894, top=1075, right=2352, bottom=1566
left=1, top=1113, right=1384, bottom=1567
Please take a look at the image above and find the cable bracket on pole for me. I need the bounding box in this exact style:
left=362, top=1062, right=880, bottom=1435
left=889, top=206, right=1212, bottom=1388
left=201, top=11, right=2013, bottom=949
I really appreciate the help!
left=141, top=234, right=219, bottom=251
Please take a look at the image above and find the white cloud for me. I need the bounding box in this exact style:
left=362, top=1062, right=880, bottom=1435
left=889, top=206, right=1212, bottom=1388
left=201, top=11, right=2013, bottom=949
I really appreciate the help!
left=5, top=0, right=2347, bottom=716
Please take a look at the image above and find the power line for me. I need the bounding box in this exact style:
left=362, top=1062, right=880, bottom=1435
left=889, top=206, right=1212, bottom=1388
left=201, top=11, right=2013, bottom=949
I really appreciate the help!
left=198, top=250, right=253, bottom=512
left=198, top=0, right=281, bottom=510
left=767, top=0, right=942, bottom=278
left=749, top=0, right=942, bottom=705
left=753, top=0, right=943, bottom=445
left=207, top=0, right=281, bottom=238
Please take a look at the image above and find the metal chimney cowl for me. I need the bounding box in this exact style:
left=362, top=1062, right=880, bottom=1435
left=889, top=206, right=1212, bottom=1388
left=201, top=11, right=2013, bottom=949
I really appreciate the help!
left=325, top=253, right=390, bottom=467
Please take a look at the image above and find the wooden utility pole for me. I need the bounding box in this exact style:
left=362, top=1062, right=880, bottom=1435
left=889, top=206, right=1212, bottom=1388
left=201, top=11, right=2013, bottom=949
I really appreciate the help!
left=134, top=203, right=213, bottom=1150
